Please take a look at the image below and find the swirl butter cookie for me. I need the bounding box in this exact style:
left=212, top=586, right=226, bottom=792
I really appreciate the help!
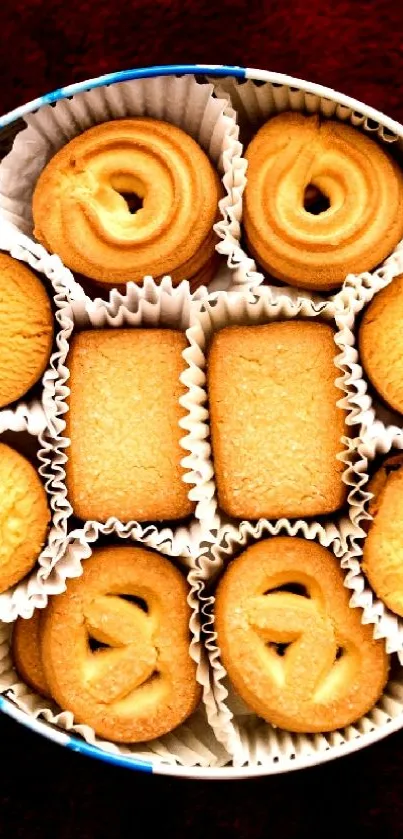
left=244, top=113, right=403, bottom=290
left=32, top=118, right=223, bottom=291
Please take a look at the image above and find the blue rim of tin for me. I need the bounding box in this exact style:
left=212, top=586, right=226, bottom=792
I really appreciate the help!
left=1, top=62, right=403, bottom=778
left=0, top=64, right=245, bottom=130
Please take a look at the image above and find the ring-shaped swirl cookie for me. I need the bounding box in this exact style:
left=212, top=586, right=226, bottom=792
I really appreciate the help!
left=33, top=118, right=223, bottom=290
left=244, top=113, right=403, bottom=290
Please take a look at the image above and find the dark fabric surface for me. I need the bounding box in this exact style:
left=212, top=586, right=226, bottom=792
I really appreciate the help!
left=1, top=0, right=403, bottom=832
left=0, top=0, right=403, bottom=120
left=2, top=711, right=403, bottom=838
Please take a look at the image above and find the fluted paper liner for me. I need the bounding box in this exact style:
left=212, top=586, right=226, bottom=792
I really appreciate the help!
left=210, top=75, right=403, bottom=303
left=186, top=283, right=361, bottom=530
left=0, top=74, right=252, bottom=297
left=197, top=519, right=403, bottom=767
left=44, top=276, right=213, bottom=548
left=339, top=430, right=403, bottom=659
left=0, top=520, right=229, bottom=769
left=187, top=283, right=403, bottom=660
left=336, top=242, right=403, bottom=434
left=326, top=243, right=403, bottom=657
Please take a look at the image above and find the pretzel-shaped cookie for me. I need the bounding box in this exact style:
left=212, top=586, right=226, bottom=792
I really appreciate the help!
left=41, top=546, right=201, bottom=742
left=215, top=537, right=389, bottom=733
left=13, top=612, right=50, bottom=698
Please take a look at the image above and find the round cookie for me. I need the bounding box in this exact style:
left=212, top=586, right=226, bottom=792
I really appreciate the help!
left=12, top=612, right=50, bottom=698
left=0, top=254, right=53, bottom=408
left=359, top=274, right=403, bottom=415
left=0, top=443, right=50, bottom=592
left=243, top=113, right=403, bottom=290
left=32, top=118, right=223, bottom=291
left=215, top=537, right=389, bottom=733
left=41, top=546, right=201, bottom=742
left=363, top=453, right=403, bottom=616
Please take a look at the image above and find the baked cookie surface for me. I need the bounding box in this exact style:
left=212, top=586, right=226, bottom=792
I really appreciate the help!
left=0, top=253, right=53, bottom=408
left=65, top=328, right=194, bottom=522
left=208, top=321, right=347, bottom=519
left=215, top=537, right=389, bottom=733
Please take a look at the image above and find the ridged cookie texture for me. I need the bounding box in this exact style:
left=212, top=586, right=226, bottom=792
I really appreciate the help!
left=33, top=118, right=223, bottom=291
left=244, top=113, right=403, bottom=290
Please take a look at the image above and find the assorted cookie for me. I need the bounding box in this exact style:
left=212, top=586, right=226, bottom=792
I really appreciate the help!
left=32, top=118, right=223, bottom=293
left=208, top=321, right=347, bottom=520
left=362, top=454, right=403, bottom=617
left=65, top=328, right=194, bottom=523
left=243, top=112, right=403, bottom=290
left=359, top=273, right=403, bottom=416
left=3, top=98, right=403, bottom=754
left=12, top=611, right=50, bottom=698
left=27, top=546, right=201, bottom=742
left=0, top=442, right=50, bottom=593
left=215, top=537, right=389, bottom=732
left=0, top=254, right=53, bottom=409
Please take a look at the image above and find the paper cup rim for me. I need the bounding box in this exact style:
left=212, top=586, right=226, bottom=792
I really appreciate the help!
left=1, top=64, right=403, bottom=143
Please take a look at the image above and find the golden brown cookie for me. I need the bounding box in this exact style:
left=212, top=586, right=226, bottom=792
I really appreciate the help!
left=244, top=113, right=403, bottom=290
left=41, top=546, right=201, bottom=742
left=32, top=118, right=223, bottom=290
left=12, top=612, right=50, bottom=698
left=65, top=328, right=194, bottom=522
left=0, top=254, right=53, bottom=408
left=359, top=275, right=403, bottom=415
left=208, top=321, right=347, bottom=519
left=0, top=443, right=50, bottom=593
left=215, top=537, right=389, bottom=733
left=363, top=454, right=403, bottom=616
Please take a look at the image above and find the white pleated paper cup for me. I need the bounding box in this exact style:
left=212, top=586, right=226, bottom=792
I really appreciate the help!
left=209, top=74, right=403, bottom=304
left=186, top=283, right=361, bottom=531
left=196, top=519, right=403, bottom=768
left=333, top=250, right=403, bottom=438
left=0, top=224, right=74, bottom=438
left=0, top=74, right=251, bottom=298
left=0, top=519, right=230, bottom=771
left=0, top=424, right=66, bottom=624
left=339, top=429, right=403, bottom=659
left=43, top=276, right=216, bottom=557
left=0, top=231, right=78, bottom=621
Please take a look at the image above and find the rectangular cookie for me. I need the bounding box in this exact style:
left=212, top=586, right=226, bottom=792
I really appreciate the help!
left=65, top=328, right=194, bottom=522
left=207, top=321, right=347, bottom=519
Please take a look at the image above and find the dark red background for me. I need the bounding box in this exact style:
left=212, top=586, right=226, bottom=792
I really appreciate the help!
left=1, top=1, right=403, bottom=835
left=0, top=0, right=403, bottom=122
